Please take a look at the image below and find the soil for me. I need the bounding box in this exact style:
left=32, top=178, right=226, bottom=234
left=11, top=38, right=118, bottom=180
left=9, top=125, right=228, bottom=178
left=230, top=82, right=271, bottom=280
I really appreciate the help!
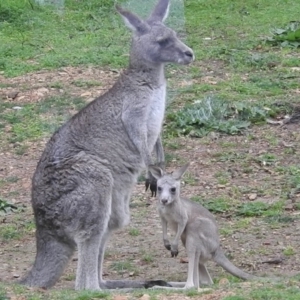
left=0, top=67, right=300, bottom=296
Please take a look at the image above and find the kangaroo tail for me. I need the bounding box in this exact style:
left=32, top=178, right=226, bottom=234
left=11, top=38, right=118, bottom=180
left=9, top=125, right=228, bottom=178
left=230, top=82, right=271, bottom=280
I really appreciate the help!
left=20, top=227, right=75, bottom=288
left=101, top=279, right=171, bottom=289
left=213, top=247, right=256, bottom=280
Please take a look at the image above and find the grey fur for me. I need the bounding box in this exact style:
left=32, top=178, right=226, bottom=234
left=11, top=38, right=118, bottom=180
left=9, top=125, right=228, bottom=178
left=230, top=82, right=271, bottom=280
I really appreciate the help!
left=20, top=0, right=193, bottom=290
left=149, top=163, right=257, bottom=289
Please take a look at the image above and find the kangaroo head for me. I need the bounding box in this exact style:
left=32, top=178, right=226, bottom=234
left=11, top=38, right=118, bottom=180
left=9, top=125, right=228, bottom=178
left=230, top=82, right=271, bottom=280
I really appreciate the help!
left=149, top=163, right=189, bottom=205
left=116, top=0, right=194, bottom=67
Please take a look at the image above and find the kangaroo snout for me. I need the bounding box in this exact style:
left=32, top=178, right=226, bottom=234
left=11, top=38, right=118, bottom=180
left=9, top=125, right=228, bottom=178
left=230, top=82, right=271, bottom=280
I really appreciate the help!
left=185, top=50, right=194, bottom=58
left=161, top=198, right=169, bottom=205
left=178, top=47, right=194, bottom=65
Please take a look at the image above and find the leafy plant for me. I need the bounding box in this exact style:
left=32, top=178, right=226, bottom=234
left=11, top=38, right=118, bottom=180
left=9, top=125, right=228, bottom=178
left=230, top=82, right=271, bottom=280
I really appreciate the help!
left=166, top=96, right=273, bottom=137
left=266, top=21, right=300, bottom=48
left=0, top=198, right=18, bottom=215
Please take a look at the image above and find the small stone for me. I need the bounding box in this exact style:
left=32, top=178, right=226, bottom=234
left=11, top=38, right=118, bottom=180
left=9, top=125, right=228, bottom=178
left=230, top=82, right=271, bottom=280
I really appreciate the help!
left=285, top=204, right=294, bottom=211
left=7, top=91, right=19, bottom=99
left=263, top=241, right=271, bottom=245
left=140, top=294, right=150, bottom=300
left=248, top=193, right=257, bottom=200
left=13, top=273, right=20, bottom=278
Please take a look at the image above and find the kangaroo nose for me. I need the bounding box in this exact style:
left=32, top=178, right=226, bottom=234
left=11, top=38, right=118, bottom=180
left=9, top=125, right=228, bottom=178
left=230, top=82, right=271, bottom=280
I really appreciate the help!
left=161, top=199, right=168, bottom=205
left=184, top=50, right=194, bottom=59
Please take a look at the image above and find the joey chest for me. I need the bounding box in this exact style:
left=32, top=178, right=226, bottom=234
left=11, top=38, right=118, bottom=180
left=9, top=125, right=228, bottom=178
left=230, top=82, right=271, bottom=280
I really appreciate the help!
left=147, top=84, right=166, bottom=149
left=159, top=204, right=186, bottom=232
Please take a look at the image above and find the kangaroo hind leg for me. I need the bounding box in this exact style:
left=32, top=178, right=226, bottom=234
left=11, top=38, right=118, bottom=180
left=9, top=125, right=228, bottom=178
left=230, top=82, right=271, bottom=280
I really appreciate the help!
left=75, top=164, right=113, bottom=290
left=20, top=227, right=75, bottom=288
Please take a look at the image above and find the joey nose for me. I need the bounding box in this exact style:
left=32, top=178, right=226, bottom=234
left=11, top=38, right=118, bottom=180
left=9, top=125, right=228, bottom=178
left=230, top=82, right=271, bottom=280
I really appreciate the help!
left=161, top=199, right=168, bottom=205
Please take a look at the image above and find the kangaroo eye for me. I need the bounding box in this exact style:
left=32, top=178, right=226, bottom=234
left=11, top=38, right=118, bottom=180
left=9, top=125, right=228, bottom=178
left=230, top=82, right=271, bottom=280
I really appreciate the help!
left=170, top=187, right=176, bottom=193
left=157, top=186, right=162, bottom=192
left=157, top=38, right=170, bottom=47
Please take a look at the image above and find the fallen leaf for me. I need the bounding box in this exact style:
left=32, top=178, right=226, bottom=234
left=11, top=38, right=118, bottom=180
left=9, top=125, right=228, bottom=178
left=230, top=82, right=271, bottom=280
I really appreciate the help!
left=180, top=257, right=189, bottom=263
left=218, top=278, right=229, bottom=286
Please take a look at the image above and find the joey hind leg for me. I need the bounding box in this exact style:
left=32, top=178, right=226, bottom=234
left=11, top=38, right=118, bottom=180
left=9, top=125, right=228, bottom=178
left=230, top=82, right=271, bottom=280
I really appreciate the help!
left=198, top=264, right=213, bottom=285
left=185, top=248, right=197, bottom=289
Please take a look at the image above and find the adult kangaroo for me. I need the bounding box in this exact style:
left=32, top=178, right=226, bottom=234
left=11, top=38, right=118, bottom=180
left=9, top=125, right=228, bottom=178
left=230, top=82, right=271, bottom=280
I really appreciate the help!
left=20, top=0, right=194, bottom=291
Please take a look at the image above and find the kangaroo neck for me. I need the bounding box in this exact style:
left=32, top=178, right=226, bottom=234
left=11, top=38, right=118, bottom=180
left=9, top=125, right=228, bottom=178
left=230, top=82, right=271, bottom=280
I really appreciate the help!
left=127, top=59, right=165, bottom=86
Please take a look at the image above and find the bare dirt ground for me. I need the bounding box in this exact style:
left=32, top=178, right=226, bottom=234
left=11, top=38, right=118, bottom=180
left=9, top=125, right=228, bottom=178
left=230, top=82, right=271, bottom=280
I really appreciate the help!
left=0, top=67, right=300, bottom=298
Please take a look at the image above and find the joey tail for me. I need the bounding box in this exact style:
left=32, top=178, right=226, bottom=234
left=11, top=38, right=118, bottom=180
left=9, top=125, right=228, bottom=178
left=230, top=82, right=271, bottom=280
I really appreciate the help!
left=213, top=247, right=256, bottom=280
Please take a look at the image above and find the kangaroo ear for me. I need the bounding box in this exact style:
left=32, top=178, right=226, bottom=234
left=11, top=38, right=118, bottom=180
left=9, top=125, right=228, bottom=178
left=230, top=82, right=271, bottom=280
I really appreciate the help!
left=148, top=165, right=164, bottom=180
left=147, top=0, right=170, bottom=23
left=172, top=163, right=190, bottom=180
left=116, top=5, right=150, bottom=34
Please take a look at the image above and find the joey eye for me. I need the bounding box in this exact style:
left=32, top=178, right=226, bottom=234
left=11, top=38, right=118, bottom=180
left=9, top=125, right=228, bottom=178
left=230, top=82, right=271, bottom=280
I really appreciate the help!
left=157, top=186, right=162, bottom=192
left=170, top=187, right=176, bottom=193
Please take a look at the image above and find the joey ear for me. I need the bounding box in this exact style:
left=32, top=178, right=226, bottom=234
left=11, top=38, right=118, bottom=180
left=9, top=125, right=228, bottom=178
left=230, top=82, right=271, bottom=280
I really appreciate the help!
left=116, top=5, right=150, bottom=34
left=172, top=163, right=190, bottom=180
left=148, top=165, right=164, bottom=180
left=147, top=0, right=170, bottom=23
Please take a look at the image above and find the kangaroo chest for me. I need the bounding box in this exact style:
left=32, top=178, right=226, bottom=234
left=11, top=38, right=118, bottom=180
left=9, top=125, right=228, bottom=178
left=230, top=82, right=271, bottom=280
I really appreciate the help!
left=147, top=83, right=166, bottom=150
left=159, top=205, right=182, bottom=232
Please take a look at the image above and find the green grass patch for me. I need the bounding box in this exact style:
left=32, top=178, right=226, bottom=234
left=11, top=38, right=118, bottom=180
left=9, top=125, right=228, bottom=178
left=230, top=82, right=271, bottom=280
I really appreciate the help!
left=0, top=0, right=129, bottom=77
left=0, top=94, right=86, bottom=149
left=192, top=196, right=233, bottom=214
left=110, top=260, right=136, bottom=274
left=192, top=195, right=285, bottom=217
left=0, top=283, right=111, bottom=300
left=0, top=224, right=21, bottom=240
left=166, top=96, right=275, bottom=137
left=128, top=227, right=140, bottom=236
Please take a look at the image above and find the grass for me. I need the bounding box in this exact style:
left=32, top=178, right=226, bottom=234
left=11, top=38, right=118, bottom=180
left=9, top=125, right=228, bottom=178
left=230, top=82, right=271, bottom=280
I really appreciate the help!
left=0, top=218, right=35, bottom=240
left=128, top=227, right=140, bottom=236
left=1, top=279, right=300, bottom=300
left=0, top=94, right=86, bottom=152
left=0, top=0, right=130, bottom=77
left=191, top=195, right=288, bottom=218
left=110, top=260, right=137, bottom=274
